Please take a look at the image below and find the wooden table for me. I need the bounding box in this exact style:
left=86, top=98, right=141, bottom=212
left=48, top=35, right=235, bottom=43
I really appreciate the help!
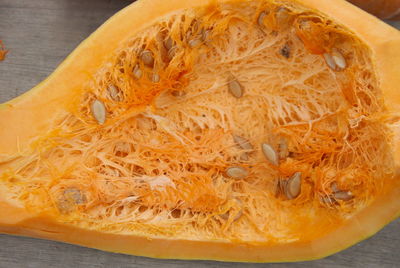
left=0, top=0, right=399, bottom=267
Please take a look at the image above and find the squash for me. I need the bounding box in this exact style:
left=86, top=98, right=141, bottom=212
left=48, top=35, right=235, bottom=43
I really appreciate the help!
left=0, top=0, right=399, bottom=262
left=348, top=0, right=400, bottom=20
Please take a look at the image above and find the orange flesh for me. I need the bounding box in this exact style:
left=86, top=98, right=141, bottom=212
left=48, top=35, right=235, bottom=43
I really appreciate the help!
left=0, top=40, right=7, bottom=61
left=0, top=0, right=399, bottom=261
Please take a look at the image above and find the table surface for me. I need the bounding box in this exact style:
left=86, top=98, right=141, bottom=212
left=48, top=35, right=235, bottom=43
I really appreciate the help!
left=0, top=0, right=399, bottom=267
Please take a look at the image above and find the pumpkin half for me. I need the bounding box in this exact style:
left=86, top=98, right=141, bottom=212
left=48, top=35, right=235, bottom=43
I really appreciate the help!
left=0, top=0, right=399, bottom=262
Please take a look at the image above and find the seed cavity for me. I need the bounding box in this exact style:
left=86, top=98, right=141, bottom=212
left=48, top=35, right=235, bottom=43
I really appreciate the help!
left=133, top=64, right=142, bottom=79
left=91, top=99, right=106, bottom=125
left=285, top=172, right=301, bottom=199
left=261, top=143, right=278, bottom=166
left=227, top=76, right=244, bottom=98
left=140, top=50, right=154, bottom=67
left=226, top=166, right=248, bottom=179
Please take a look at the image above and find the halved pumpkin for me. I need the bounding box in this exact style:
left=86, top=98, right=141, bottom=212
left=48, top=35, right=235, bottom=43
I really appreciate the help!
left=0, top=0, right=399, bottom=262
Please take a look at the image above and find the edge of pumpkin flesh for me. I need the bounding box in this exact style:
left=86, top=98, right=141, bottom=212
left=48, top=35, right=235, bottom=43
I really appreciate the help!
left=1, top=179, right=399, bottom=262
left=0, top=0, right=399, bottom=262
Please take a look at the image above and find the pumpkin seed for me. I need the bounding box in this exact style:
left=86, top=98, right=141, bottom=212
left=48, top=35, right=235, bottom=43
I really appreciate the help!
left=91, top=99, right=106, bottom=125
left=133, top=64, right=142, bottom=79
left=220, top=199, right=243, bottom=221
left=107, top=85, right=121, bottom=101
left=140, top=50, right=154, bottom=67
left=331, top=49, right=346, bottom=70
left=261, top=143, right=278, bottom=166
left=226, top=166, right=248, bottom=179
left=233, top=135, right=253, bottom=150
left=285, top=172, right=301, bottom=199
left=323, top=53, right=336, bottom=70
left=164, top=37, right=174, bottom=50
left=227, top=76, right=244, bottom=98
left=257, top=11, right=267, bottom=27
left=333, top=190, right=353, bottom=201
left=151, top=73, right=160, bottom=83
left=188, top=38, right=202, bottom=48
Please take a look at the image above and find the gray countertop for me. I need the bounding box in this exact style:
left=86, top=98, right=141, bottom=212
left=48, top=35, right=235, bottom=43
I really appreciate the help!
left=0, top=0, right=399, bottom=267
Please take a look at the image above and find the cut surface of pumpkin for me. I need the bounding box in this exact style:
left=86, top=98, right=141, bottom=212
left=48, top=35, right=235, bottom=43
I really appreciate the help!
left=0, top=0, right=400, bottom=262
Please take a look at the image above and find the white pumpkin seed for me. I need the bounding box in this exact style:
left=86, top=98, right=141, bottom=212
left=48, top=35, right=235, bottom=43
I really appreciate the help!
left=261, top=143, right=278, bottom=166
left=91, top=99, right=106, bottom=125
left=257, top=11, right=266, bottom=27
left=233, top=135, right=253, bottom=150
left=323, top=53, right=336, bottom=70
left=164, top=37, right=174, bottom=50
left=286, top=172, right=301, bottom=199
left=331, top=49, right=346, bottom=70
left=227, top=76, right=244, bottom=98
left=220, top=199, right=243, bottom=221
left=333, top=190, right=353, bottom=201
left=151, top=73, right=160, bottom=83
left=140, top=50, right=154, bottom=67
left=107, top=85, right=121, bottom=101
left=133, top=64, right=142, bottom=79
left=226, top=166, right=248, bottom=179
left=188, top=38, right=202, bottom=48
